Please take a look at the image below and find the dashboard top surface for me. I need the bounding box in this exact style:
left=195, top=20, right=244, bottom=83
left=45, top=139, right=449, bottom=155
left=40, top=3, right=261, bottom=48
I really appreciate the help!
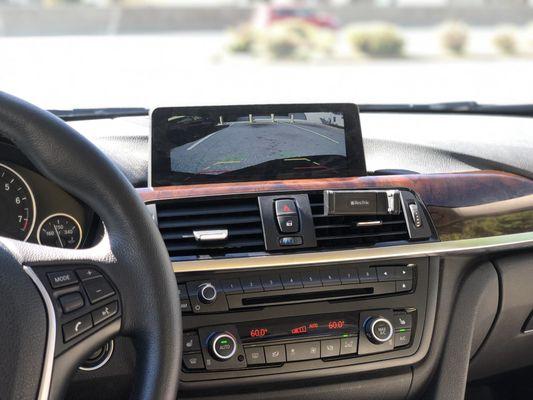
left=65, top=112, right=533, bottom=188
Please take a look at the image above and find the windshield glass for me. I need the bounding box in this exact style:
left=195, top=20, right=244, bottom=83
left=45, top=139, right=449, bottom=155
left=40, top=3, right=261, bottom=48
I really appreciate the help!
left=3, top=1, right=533, bottom=109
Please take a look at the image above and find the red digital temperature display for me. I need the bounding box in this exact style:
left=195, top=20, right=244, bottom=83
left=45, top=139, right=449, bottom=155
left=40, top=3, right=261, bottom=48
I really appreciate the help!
left=240, top=313, right=357, bottom=343
left=328, top=320, right=345, bottom=330
left=249, top=328, right=269, bottom=338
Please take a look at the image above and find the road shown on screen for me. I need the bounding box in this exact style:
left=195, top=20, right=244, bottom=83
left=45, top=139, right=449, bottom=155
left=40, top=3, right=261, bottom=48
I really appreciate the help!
left=170, top=116, right=345, bottom=175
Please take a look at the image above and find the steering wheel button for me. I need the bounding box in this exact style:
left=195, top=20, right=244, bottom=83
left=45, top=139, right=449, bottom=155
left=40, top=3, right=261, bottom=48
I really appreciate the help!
left=47, top=270, right=78, bottom=289
left=63, top=314, right=93, bottom=342
left=59, top=292, right=85, bottom=314
left=91, top=301, right=118, bottom=325
left=83, top=276, right=115, bottom=304
left=76, top=268, right=102, bottom=281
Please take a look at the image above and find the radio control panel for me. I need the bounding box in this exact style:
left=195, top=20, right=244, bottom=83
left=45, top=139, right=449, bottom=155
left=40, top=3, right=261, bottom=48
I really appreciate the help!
left=178, top=263, right=415, bottom=314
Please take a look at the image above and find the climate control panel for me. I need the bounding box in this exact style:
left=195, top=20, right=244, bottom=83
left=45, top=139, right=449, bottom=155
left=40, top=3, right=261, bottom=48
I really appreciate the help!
left=182, top=309, right=415, bottom=372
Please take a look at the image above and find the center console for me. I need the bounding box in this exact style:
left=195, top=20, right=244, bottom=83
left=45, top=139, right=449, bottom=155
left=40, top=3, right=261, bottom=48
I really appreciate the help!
left=177, top=257, right=432, bottom=382
left=149, top=102, right=438, bottom=388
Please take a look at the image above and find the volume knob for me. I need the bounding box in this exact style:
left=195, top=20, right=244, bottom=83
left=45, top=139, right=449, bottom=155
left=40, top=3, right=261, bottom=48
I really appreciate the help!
left=365, top=317, right=393, bottom=344
left=198, top=283, right=217, bottom=304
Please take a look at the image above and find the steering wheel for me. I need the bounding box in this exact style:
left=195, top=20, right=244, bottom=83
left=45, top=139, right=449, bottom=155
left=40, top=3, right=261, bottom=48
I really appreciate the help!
left=0, top=92, right=181, bottom=399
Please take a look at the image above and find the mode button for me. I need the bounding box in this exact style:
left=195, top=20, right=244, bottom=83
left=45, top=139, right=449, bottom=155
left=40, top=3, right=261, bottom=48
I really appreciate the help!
left=48, top=271, right=78, bottom=289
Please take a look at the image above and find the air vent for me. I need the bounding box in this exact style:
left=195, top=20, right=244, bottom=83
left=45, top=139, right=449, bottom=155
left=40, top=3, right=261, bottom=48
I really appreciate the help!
left=308, top=192, right=410, bottom=250
left=156, top=197, right=266, bottom=260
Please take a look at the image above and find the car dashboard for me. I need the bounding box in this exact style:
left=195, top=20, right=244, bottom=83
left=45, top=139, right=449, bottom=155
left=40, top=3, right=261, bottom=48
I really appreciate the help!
left=1, top=111, right=533, bottom=400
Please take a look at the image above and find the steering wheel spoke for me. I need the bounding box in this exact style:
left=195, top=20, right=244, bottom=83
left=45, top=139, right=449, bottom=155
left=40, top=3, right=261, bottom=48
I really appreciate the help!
left=0, top=236, right=123, bottom=399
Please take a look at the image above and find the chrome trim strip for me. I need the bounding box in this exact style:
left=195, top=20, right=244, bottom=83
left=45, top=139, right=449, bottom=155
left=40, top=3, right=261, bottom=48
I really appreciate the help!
left=173, top=231, right=533, bottom=273
left=356, top=221, right=382, bottom=227
left=193, top=229, right=229, bottom=242
left=24, top=266, right=55, bottom=400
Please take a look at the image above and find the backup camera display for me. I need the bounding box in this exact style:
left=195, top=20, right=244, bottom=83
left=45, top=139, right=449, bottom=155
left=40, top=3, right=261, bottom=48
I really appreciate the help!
left=151, top=104, right=365, bottom=186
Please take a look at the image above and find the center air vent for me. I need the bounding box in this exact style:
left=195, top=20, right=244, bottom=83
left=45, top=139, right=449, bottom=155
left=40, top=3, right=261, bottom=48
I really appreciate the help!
left=308, top=192, right=410, bottom=250
left=156, top=197, right=266, bottom=260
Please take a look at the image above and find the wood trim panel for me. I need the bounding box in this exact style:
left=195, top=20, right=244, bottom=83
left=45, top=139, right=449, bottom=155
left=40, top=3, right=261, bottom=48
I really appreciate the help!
left=137, top=171, right=533, bottom=241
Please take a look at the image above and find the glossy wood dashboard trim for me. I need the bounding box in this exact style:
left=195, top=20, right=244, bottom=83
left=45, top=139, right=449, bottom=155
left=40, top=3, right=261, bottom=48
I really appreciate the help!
left=136, top=171, right=533, bottom=272
left=137, top=171, right=533, bottom=209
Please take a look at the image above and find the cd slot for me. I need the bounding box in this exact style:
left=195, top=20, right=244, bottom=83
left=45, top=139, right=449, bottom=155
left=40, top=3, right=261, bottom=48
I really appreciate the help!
left=227, top=282, right=397, bottom=309
left=243, top=287, right=373, bottom=306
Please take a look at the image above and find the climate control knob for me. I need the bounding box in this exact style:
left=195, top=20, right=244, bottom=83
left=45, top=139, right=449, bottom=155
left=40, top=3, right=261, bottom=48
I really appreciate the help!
left=209, top=332, right=237, bottom=361
left=198, top=283, right=217, bottom=304
left=365, top=317, right=394, bottom=344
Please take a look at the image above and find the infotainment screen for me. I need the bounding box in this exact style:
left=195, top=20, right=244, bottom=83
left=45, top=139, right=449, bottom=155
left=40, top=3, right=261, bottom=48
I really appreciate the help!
left=151, top=103, right=366, bottom=186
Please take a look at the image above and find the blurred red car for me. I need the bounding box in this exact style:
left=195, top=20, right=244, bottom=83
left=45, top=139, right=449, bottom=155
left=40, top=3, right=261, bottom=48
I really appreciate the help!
left=253, top=5, right=339, bottom=30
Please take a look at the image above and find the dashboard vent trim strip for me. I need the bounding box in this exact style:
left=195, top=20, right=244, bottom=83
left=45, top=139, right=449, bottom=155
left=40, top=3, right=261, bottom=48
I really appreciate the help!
left=172, top=231, right=533, bottom=273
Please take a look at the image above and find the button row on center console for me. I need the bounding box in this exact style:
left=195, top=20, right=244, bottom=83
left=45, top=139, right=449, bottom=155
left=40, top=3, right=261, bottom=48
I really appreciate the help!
left=244, top=336, right=358, bottom=366
left=220, top=264, right=414, bottom=294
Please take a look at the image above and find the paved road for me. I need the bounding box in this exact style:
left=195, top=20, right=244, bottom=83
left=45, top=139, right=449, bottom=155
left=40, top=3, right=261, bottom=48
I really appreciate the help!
left=170, top=120, right=345, bottom=175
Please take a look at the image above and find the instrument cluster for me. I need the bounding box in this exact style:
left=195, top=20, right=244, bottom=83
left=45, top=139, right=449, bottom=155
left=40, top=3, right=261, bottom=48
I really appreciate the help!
left=0, top=162, right=95, bottom=249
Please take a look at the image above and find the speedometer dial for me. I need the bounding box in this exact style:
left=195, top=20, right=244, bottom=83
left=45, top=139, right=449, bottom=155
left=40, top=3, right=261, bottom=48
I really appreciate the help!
left=0, top=163, right=36, bottom=241
left=37, top=214, right=82, bottom=249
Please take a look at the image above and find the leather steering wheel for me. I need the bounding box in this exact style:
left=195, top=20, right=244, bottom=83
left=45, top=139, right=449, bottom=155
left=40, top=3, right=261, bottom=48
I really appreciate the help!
left=0, top=92, right=181, bottom=399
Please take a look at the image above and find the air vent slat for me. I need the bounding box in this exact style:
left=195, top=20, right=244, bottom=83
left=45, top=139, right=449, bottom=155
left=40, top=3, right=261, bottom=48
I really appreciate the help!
left=316, top=230, right=409, bottom=241
left=156, top=197, right=266, bottom=260
left=161, top=226, right=263, bottom=240
left=158, top=215, right=261, bottom=229
left=314, top=220, right=406, bottom=229
left=157, top=203, right=258, bottom=218
left=166, top=239, right=265, bottom=252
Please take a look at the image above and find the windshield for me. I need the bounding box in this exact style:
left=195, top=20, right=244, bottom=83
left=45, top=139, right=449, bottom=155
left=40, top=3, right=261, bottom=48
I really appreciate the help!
left=3, top=1, right=533, bottom=109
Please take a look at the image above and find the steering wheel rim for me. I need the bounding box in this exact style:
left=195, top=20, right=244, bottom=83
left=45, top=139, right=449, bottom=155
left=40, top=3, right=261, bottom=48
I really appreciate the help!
left=0, top=92, right=181, bottom=399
